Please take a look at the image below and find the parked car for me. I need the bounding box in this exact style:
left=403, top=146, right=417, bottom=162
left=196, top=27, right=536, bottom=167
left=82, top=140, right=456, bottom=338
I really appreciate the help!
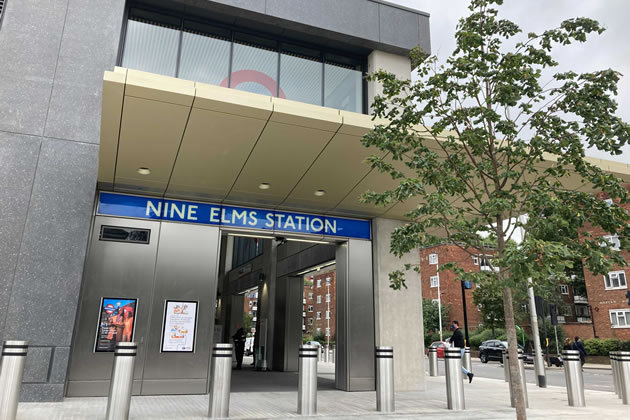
left=426, top=341, right=450, bottom=358
left=479, top=340, right=532, bottom=364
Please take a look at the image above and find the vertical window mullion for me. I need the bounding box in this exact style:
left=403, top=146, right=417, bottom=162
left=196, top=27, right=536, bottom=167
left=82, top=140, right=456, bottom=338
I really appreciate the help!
left=276, top=43, right=281, bottom=97
left=227, top=31, right=234, bottom=88
left=175, top=18, right=184, bottom=77
left=321, top=52, right=325, bottom=106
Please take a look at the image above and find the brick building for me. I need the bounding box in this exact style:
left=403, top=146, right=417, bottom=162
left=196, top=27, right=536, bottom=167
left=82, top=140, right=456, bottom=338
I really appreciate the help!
left=243, top=288, right=258, bottom=324
left=581, top=187, right=630, bottom=340
left=420, top=245, right=482, bottom=331
left=303, top=267, right=337, bottom=340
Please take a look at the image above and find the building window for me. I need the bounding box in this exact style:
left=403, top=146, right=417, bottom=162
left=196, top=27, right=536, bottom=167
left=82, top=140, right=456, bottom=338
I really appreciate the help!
left=248, top=301, right=253, bottom=307
left=610, top=309, right=630, bottom=328
left=316, top=312, right=321, bottom=320
left=317, top=295, right=322, bottom=304
left=430, top=275, right=439, bottom=288
left=604, top=271, right=627, bottom=290
left=601, top=235, right=621, bottom=250
left=316, top=328, right=321, bottom=334
left=308, top=293, right=313, bottom=299
left=559, top=285, right=569, bottom=295
left=309, top=318, right=313, bottom=325
left=326, top=277, right=331, bottom=285
left=121, top=7, right=365, bottom=112
left=480, top=256, right=495, bottom=271
left=308, top=305, right=313, bottom=312
left=325, top=327, right=331, bottom=337
left=325, top=311, right=331, bottom=320
left=325, top=293, right=331, bottom=302
left=428, top=254, right=438, bottom=265
left=316, top=279, right=322, bottom=288
left=472, top=256, right=479, bottom=265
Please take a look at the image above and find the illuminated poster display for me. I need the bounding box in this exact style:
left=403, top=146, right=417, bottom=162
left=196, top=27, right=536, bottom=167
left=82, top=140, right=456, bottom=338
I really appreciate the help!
left=94, top=298, right=137, bottom=352
left=161, top=300, right=198, bottom=352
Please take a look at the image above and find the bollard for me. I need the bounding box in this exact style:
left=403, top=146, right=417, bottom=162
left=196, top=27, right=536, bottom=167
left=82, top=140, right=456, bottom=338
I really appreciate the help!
left=507, top=349, right=528, bottom=409
left=562, top=349, right=585, bottom=407
left=332, top=346, right=336, bottom=364
left=325, top=345, right=329, bottom=363
left=106, top=342, right=137, bottom=420
left=444, top=347, right=465, bottom=410
left=463, top=347, right=472, bottom=374
left=298, top=344, right=318, bottom=415
left=0, top=340, right=29, bottom=420
left=615, top=351, right=624, bottom=401
left=618, top=351, right=630, bottom=404
left=375, top=347, right=394, bottom=412
left=209, top=343, right=233, bottom=418
left=503, top=349, right=509, bottom=382
left=429, top=347, right=439, bottom=376
left=608, top=351, right=620, bottom=396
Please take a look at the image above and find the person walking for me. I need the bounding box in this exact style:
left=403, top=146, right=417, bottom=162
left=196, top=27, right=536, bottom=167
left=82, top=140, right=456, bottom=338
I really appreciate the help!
left=573, top=336, right=588, bottom=367
left=232, top=326, right=247, bottom=370
left=450, top=320, right=474, bottom=383
left=563, top=337, right=573, bottom=351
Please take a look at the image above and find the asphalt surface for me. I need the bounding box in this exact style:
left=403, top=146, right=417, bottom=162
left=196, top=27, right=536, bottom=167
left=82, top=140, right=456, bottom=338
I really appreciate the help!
left=451, top=359, right=615, bottom=392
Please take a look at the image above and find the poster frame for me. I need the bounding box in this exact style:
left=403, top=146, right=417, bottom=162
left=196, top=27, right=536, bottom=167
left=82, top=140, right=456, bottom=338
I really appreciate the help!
left=93, top=296, right=138, bottom=353
left=160, top=299, right=199, bottom=353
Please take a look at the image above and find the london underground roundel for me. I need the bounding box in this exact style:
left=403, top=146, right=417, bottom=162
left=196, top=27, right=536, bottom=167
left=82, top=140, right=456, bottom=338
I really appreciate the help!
left=104, top=304, right=116, bottom=314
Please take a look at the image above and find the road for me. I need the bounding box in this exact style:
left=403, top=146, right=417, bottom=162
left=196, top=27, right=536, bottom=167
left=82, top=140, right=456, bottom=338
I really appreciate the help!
left=439, top=359, right=615, bottom=392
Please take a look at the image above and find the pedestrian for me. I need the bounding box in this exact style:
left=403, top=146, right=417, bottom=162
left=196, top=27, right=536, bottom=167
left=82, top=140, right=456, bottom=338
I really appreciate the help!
left=563, top=337, right=572, bottom=351
left=450, top=320, right=474, bottom=383
left=573, top=336, right=588, bottom=367
left=232, top=326, right=247, bottom=369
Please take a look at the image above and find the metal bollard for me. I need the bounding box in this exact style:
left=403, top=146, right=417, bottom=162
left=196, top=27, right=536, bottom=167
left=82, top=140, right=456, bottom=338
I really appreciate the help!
left=209, top=343, right=233, bottom=418
left=298, top=344, right=318, bottom=415
left=429, top=347, right=439, bottom=376
left=615, top=351, right=623, bottom=400
left=618, top=351, right=630, bottom=404
left=106, top=342, right=137, bottom=420
left=375, top=347, right=394, bottom=412
left=463, top=347, right=472, bottom=374
left=562, top=349, right=585, bottom=407
left=507, top=349, right=528, bottom=409
left=503, top=350, right=509, bottom=382
left=608, top=351, right=620, bottom=396
left=0, top=340, right=29, bottom=420
left=325, top=345, right=329, bottom=363
left=444, top=347, right=465, bottom=410
left=332, top=346, right=336, bottom=364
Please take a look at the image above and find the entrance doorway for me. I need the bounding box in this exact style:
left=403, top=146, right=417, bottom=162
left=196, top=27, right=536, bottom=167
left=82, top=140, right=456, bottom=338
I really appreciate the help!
left=67, top=212, right=375, bottom=397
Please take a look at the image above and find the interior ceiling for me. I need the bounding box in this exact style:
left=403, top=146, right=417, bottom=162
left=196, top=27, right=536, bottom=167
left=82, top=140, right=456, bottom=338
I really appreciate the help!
left=99, top=68, right=630, bottom=221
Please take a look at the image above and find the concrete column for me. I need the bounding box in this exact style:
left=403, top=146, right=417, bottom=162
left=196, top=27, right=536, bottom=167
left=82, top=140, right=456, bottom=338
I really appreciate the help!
left=367, top=50, right=412, bottom=114
left=271, top=276, right=303, bottom=372
left=257, top=240, right=278, bottom=369
left=372, top=218, right=424, bottom=391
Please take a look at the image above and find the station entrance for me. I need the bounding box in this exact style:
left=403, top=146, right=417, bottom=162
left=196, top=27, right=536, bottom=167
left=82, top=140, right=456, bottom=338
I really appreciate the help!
left=66, top=195, right=375, bottom=397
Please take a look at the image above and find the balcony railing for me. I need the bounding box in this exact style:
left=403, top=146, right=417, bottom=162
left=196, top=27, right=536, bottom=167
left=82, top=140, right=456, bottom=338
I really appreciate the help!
left=577, top=316, right=592, bottom=323
left=574, top=295, right=588, bottom=304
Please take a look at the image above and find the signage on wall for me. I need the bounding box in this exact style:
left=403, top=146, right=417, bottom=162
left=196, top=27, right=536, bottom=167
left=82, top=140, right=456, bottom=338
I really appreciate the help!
left=161, top=300, right=198, bottom=353
left=94, top=297, right=138, bottom=352
left=97, top=192, right=371, bottom=240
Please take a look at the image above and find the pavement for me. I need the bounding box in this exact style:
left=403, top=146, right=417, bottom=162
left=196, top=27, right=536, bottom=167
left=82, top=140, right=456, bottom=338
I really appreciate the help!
left=15, top=359, right=628, bottom=420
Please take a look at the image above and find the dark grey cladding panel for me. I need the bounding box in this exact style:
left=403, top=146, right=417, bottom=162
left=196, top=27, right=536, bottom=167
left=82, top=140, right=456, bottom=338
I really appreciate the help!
left=0, top=133, right=41, bottom=341
left=265, top=0, right=380, bottom=45
left=418, top=14, right=431, bottom=55
left=20, top=384, right=65, bottom=403
left=44, top=0, right=126, bottom=144
left=4, top=139, right=98, bottom=346
left=0, top=0, right=67, bottom=135
left=155, top=0, right=430, bottom=56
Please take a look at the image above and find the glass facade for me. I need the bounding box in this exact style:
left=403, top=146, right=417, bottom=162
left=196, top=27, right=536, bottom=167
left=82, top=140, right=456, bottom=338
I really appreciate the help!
left=121, top=8, right=365, bottom=113
left=232, top=236, right=263, bottom=267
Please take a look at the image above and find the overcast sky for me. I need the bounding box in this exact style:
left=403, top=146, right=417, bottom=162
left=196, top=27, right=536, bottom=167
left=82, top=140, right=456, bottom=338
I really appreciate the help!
left=391, top=0, right=630, bottom=164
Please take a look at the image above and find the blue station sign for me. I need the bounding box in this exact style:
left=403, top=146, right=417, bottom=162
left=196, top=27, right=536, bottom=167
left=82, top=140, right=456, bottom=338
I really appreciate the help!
left=97, top=192, right=371, bottom=240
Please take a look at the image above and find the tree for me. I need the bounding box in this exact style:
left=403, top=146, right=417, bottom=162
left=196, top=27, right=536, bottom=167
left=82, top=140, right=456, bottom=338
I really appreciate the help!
left=243, top=312, right=254, bottom=334
left=362, top=1, right=630, bottom=418
left=422, top=298, right=449, bottom=335
left=472, top=276, right=505, bottom=336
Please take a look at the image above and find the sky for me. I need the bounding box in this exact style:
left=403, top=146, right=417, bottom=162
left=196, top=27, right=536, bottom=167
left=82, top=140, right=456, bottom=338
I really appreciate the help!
left=390, top=0, right=630, bottom=164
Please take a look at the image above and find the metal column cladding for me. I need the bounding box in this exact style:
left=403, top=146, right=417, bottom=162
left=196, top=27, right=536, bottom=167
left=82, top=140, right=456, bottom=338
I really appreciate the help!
left=97, top=192, right=371, bottom=240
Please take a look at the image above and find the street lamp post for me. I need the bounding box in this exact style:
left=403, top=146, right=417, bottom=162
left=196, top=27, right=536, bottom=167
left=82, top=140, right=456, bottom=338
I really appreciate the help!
left=437, top=275, right=443, bottom=342
left=326, top=278, right=331, bottom=347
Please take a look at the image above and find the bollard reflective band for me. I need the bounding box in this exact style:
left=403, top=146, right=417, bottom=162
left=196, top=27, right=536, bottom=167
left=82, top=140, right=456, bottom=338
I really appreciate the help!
left=376, top=347, right=393, bottom=358
left=1, top=351, right=27, bottom=356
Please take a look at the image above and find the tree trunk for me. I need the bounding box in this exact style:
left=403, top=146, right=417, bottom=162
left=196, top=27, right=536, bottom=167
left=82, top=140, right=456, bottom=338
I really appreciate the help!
left=503, top=286, right=527, bottom=420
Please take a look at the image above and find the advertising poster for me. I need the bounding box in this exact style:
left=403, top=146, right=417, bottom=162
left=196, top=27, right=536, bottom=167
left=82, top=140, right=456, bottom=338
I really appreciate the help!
left=161, top=300, right=198, bottom=352
left=95, top=298, right=137, bottom=352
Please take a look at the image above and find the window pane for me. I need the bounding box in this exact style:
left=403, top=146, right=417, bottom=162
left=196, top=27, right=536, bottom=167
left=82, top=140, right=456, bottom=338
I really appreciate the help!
left=605, top=275, right=611, bottom=288
left=179, top=27, right=230, bottom=85
left=619, top=313, right=627, bottom=327
left=325, top=62, right=362, bottom=112
left=280, top=52, right=322, bottom=105
left=612, top=274, right=620, bottom=288
left=231, top=40, right=278, bottom=96
left=122, top=18, right=180, bottom=77
left=620, top=273, right=627, bottom=287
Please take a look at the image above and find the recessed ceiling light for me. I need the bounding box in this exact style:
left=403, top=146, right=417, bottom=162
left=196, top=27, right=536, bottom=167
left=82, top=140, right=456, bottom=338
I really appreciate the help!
left=137, top=167, right=151, bottom=175
left=314, top=190, right=326, bottom=196
left=258, top=183, right=271, bottom=190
